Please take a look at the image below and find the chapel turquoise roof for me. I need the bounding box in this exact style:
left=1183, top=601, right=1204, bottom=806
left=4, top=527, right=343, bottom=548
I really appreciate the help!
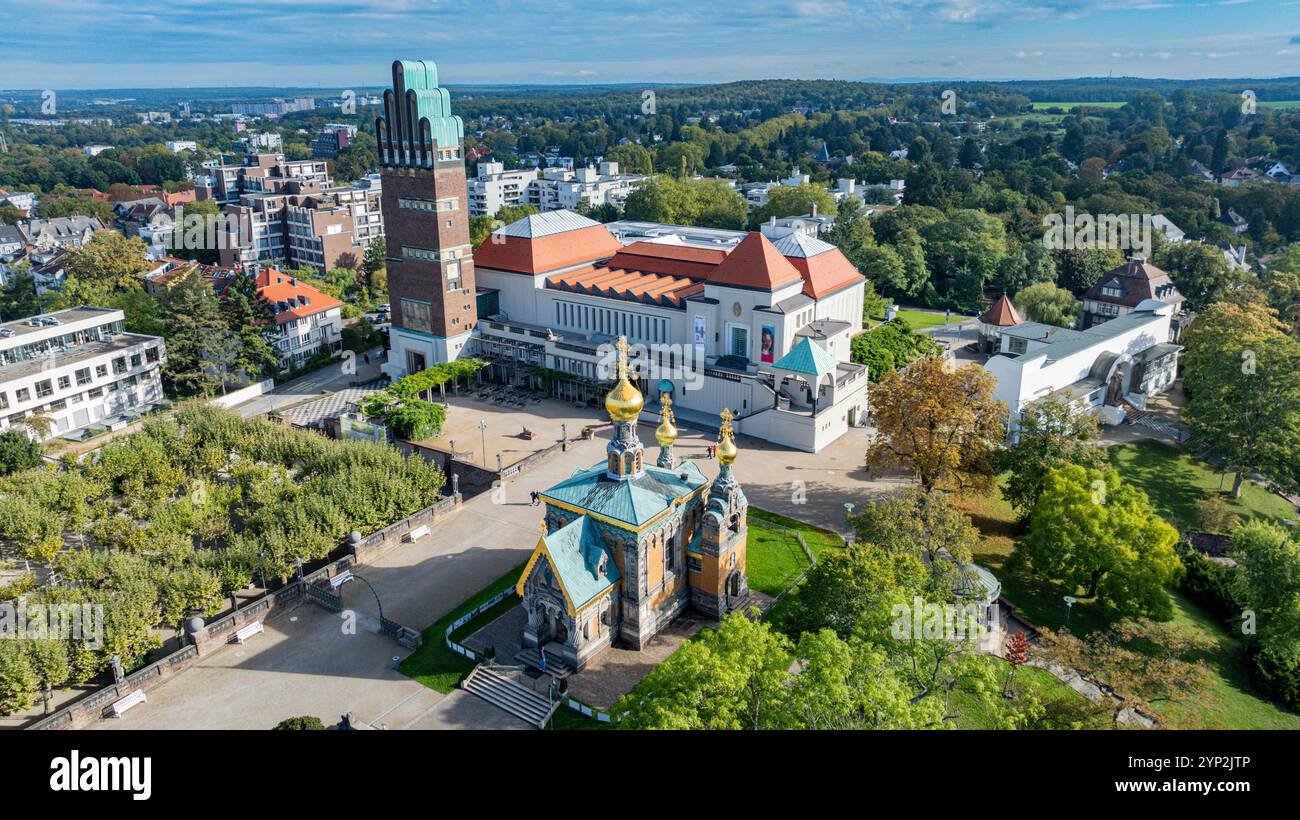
left=774, top=337, right=838, bottom=378
left=540, top=516, right=621, bottom=610
left=542, top=459, right=707, bottom=527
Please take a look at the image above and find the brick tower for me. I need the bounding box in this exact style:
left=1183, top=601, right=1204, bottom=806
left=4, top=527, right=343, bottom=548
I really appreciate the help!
left=376, top=59, right=477, bottom=380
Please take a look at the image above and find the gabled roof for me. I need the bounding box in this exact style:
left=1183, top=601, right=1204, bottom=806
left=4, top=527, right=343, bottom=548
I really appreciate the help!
left=1082, top=259, right=1182, bottom=307
left=979, top=293, right=1022, bottom=327
left=781, top=240, right=865, bottom=298
left=514, top=516, right=621, bottom=614
left=254, top=268, right=343, bottom=324
left=707, top=232, right=804, bottom=291
left=473, top=210, right=622, bottom=275
left=773, top=337, right=839, bottom=378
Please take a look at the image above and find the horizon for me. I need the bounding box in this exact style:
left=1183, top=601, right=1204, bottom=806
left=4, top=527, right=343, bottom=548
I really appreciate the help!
left=0, top=0, right=1295, bottom=90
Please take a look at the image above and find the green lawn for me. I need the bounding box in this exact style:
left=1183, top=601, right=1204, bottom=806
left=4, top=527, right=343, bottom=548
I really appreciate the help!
left=869, top=308, right=953, bottom=332
left=399, top=562, right=527, bottom=693
left=1107, top=439, right=1296, bottom=529
left=1260, top=100, right=1300, bottom=110
left=746, top=508, right=845, bottom=597
left=951, top=659, right=1091, bottom=729
left=957, top=442, right=1300, bottom=728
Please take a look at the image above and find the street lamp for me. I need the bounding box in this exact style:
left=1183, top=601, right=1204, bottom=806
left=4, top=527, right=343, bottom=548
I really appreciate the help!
left=479, top=418, right=488, bottom=466
left=843, top=502, right=855, bottom=541
left=1063, top=595, right=1077, bottom=631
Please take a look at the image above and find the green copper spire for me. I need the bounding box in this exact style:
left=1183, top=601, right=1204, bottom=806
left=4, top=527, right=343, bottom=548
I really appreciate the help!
left=377, top=59, right=464, bottom=167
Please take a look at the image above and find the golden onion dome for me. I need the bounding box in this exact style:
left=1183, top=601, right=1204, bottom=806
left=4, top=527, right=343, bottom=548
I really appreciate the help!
left=604, top=336, right=644, bottom=423
left=655, top=397, right=678, bottom=446
left=716, top=408, right=739, bottom=466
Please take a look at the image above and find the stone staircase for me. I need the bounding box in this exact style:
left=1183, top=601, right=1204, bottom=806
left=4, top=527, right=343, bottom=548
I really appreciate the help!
left=462, top=665, right=558, bottom=728
left=515, top=646, right=576, bottom=678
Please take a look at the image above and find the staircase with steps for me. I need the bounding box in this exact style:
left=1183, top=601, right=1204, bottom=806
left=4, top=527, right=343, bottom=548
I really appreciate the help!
left=462, top=665, right=558, bottom=728
left=515, top=646, right=576, bottom=678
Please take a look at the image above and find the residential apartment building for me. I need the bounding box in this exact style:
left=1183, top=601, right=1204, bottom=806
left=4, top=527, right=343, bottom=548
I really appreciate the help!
left=467, top=161, right=538, bottom=216
left=255, top=268, right=344, bottom=370
left=231, top=98, right=314, bottom=117
left=525, top=163, right=646, bottom=212
left=204, top=154, right=382, bottom=273
left=0, top=307, right=166, bottom=440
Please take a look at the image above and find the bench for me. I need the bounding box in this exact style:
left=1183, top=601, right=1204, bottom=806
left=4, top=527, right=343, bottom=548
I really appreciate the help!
left=232, top=621, right=264, bottom=644
left=405, top=525, right=431, bottom=543
left=109, top=689, right=147, bottom=718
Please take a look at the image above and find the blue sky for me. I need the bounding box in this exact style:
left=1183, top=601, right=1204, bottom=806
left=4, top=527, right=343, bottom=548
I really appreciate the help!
left=0, top=0, right=1295, bottom=88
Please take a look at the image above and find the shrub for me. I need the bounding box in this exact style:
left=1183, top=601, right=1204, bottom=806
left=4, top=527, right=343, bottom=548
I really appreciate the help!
left=272, top=715, right=326, bottom=730
left=1246, top=640, right=1300, bottom=712
left=1176, top=543, right=1240, bottom=622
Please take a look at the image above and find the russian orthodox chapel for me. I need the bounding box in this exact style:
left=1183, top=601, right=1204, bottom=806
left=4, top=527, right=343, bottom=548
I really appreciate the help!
left=515, top=336, right=750, bottom=672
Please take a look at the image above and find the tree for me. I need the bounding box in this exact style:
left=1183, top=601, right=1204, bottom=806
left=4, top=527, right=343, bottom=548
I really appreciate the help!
left=623, top=175, right=747, bottom=229
left=1021, top=465, right=1182, bottom=619
left=999, top=394, right=1104, bottom=517
left=222, top=274, right=280, bottom=382
left=63, top=231, right=151, bottom=291
left=1154, top=242, right=1237, bottom=312
left=849, top=488, right=980, bottom=586
left=1231, top=520, right=1300, bottom=647
left=1034, top=619, right=1214, bottom=727
left=604, top=144, right=653, bottom=174
left=0, top=429, right=43, bottom=475
left=865, top=356, right=1005, bottom=492
left=786, top=543, right=928, bottom=640
left=1181, top=296, right=1300, bottom=496
left=0, top=267, right=49, bottom=322
left=23, top=637, right=70, bottom=714
left=921, top=209, right=1007, bottom=285
left=0, top=641, right=38, bottom=715
left=749, top=183, right=837, bottom=227
left=1014, top=282, right=1079, bottom=328
left=1053, top=247, right=1125, bottom=295
left=615, top=611, right=795, bottom=729
left=1003, top=630, right=1031, bottom=697
left=161, top=276, right=235, bottom=396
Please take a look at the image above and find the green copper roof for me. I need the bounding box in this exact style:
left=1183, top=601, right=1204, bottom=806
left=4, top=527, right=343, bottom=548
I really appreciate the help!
left=542, top=516, right=620, bottom=610
left=381, top=59, right=464, bottom=158
left=774, top=337, right=838, bottom=378
left=541, top=459, right=707, bottom=528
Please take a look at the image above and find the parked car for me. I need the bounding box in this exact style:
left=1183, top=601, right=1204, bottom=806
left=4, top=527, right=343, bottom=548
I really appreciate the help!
left=376, top=303, right=390, bottom=313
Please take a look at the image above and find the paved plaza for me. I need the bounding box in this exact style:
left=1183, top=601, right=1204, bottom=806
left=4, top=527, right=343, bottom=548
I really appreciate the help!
left=64, top=384, right=908, bottom=730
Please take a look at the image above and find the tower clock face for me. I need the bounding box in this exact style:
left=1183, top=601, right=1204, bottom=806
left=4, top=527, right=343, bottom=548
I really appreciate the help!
left=732, top=302, right=742, bottom=317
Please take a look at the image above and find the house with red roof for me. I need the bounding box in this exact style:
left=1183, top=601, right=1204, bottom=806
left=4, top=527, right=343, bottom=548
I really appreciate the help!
left=470, top=210, right=870, bottom=452
left=254, top=268, right=344, bottom=370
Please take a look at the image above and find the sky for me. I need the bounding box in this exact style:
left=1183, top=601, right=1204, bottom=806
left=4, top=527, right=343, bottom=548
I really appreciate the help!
left=0, top=0, right=1296, bottom=89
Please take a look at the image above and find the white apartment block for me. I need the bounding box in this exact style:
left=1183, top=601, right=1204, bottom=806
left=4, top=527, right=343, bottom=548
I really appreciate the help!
left=165, top=140, right=198, bottom=153
left=467, top=161, right=539, bottom=217
left=525, top=163, right=647, bottom=212
left=254, top=269, right=345, bottom=370
left=0, top=307, right=166, bottom=440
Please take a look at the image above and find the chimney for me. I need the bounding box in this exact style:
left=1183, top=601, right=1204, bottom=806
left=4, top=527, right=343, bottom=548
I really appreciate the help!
left=811, top=204, right=818, bottom=217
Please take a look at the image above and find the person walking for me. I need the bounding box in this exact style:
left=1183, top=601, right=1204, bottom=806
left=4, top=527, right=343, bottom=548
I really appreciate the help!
left=530, top=491, right=540, bottom=506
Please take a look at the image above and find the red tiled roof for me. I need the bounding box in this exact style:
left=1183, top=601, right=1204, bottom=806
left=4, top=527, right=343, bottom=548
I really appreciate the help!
left=473, top=224, right=623, bottom=274
left=707, top=232, right=804, bottom=291
left=786, top=247, right=865, bottom=299
left=547, top=265, right=704, bottom=307
left=604, top=241, right=726, bottom=280
left=980, top=293, right=1023, bottom=327
left=255, top=268, right=343, bottom=324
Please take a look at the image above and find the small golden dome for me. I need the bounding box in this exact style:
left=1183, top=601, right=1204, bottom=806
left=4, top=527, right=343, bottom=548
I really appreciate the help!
left=604, top=336, right=644, bottom=423
left=655, top=396, right=678, bottom=446
left=716, top=408, right=738, bottom=466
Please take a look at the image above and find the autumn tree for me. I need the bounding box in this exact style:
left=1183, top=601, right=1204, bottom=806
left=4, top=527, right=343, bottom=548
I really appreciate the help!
left=1003, top=630, right=1031, bottom=697
left=1181, top=295, right=1300, bottom=496
left=1034, top=619, right=1214, bottom=727
left=865, top=356, right=1006, bottom=492
left=1020, top=465, right=1182, bottom=619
